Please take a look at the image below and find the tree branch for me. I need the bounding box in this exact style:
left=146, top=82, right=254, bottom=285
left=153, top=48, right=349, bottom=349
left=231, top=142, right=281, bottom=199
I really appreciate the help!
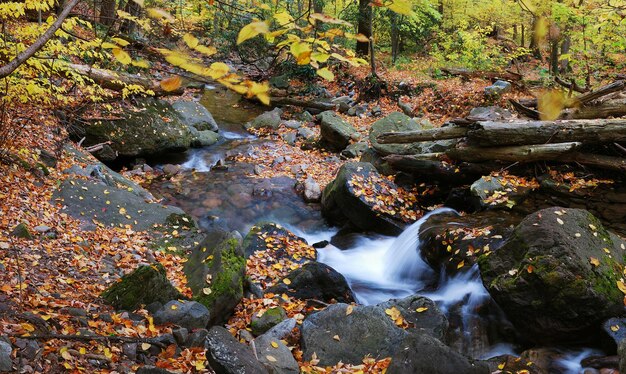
left=0, top=0, right=80, bottom=79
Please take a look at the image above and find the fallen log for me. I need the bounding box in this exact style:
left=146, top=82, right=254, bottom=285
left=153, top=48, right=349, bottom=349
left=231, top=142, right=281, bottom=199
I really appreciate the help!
left=377, top=125, right=468, bottom=144
left=441, top=67, right=523, bottom=82
left=270, top=97, right=335, bottom=111
left=383, top=154, right=499, bottom=183
left=62, top=63, right=184, bottom=96
left=561, top=153, right=626, bottom=171
left=446, top=142, right=582, bottom=163
left=509, top=99, right=541, bottom=120
left=569, top=102, right=626, bottom=119
left=467, top=119, right=626, bottom=146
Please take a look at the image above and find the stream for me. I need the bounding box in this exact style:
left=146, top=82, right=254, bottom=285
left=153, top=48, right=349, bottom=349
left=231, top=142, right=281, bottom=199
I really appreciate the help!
left=146, top=86, right=603, bottom=373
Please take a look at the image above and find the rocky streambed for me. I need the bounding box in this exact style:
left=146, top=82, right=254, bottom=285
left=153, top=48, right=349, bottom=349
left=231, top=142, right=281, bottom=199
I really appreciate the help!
left=42, top=84, right=626, bottom=374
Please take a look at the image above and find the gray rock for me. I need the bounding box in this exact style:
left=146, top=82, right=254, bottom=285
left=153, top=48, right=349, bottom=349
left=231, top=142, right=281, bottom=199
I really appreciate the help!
left=268, top=262, right=355, bottom=303
left=183, top=229, right=245, bottom=326
left=619, top=339, right=626, bottom=374
left=282, top=120, right=302, bottom=129
left=153, top=300, right=210, bottom=330
left=397, top=99, right=414, bottom=116
left=254, top=335, right=299, bottom=374
left=301, top=303, right=407, bottom=366
left=248, top=108, right=283, bottom=130
left=33, top=225, right=51, bottom=233
left=136, top=366, right=177, bottom=374
left=206, top=326, right=268, bottom=374
left=79, top=98, right=195, bottom=159
left=484, top=80, right=512, bottom=97
left=282, top=132, right=297, bottom=146
left=269, top=75, right=290, bottom=89
left=321, top=162, right=404, bottom=235
left=251, top=307, right=287, bottom=336
left=387, top=332, right=489, bottom=374
left=332, top=96, right=353, bottom=113
left=191, top=130, right=220, bottom=147
left=11, top=223, right=33, bottom=239
left=297, top=127, right=316, bottom=141
left=379, top=295, right=448, bottom=342
left=303, top=177, right=321, bottom=203
left=369, top=112, right=455, bottom=156
left=162, top=164, right=180, bottom=176
left=468, top=106, right=513, bottom=121
left=371, top=105, right=382, bottom=116
left=173, top=327, right=189, bottom=346
left=297, top=111, right=314, bottom=122
left=479, top=207, right=626, bottom=344
left=317, top=111, right=360, bottom=151
left=263, top=318, right=297, bottom=341
left=470, top=175, right=532, bottom=208
left=0, top=340, right=12, bottom=372
left=340, top=142, right=368, bottom=159
left=172, top=100, right=219, bottom=132
left=187, top=328, right=209, bottom=347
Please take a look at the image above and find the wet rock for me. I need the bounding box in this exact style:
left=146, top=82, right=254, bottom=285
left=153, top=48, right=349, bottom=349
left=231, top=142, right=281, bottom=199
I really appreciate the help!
left=397, top=100, right=414, bottom=116
left=191, top=130, right=219, bottom=147
left=387, top=332, right=489, bottom=374
left=321, top=162, right=404, bottom=235
left=206, top=326, right=268, bottom=374
left=317, top=111, right=360, bottom=151
left=301, top=303, right=407, bottom=366
left=187, top=328, right=209, bottom=347
left=153, top=300, right=210, bottom=330
left=340, top=142, right=368, bottom=159
left=302, top=177, right=321, bottom=203
left=173, top=327, right=189, bottom=346
left=171, top=100, right=218, bottom=132
left=484, top=354, right=541, bottom=374
left=11, top=223, right=33, bottom=239
left=254, top=334, right=299, bottom=374
left=479, top=207, right=626, bottom=344
left=247, top=108, right=283, bottom=130
left=619, top=340, right=626, bottom=374
left=268, top=262, right=355, bottom=303
left=603, top=318, right=626, bottom=347
left=369, top=112, right=455, bottom=156
left=242, top=222, right=308, bottom=259
left=332, top=96, right=353, bottom=113
left=96, top=144, right=117, bottom=161
left=78, top=98, right=195, bottom=159
left=0, top=340, right=12, bottom=372
left=419, top=210, right=521, bottom=273
left=251, top=307, right=287, bottom=336
left=183, top=229, right=245, bottom=326
left=162, top=164, right=180, bottom=176
left=468, top=106, right=513, bottom=121
left=470, top=175, right=533, bottom=209
left=379, top=295, right=448, bottom=342
left=582, top=355, right=619, bottom=370
left=101, top=263, right=183, bottom=311
left=484, top=80, right=512, bottom=97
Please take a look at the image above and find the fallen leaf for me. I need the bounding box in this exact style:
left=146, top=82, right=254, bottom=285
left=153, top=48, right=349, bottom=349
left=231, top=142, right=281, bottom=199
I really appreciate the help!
left=415, top=307, right=428, bottom=313
left=346, top=305, right=353, bottom=315
left=590, top=257, right=600, bottom=267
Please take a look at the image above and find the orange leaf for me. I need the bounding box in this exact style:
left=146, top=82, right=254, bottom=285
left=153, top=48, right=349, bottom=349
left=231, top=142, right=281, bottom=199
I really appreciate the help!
left=160, top=76, right=182, bottom=92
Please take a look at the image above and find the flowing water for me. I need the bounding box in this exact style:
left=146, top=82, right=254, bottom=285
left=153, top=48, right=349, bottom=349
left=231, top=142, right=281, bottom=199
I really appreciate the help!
left=147, top=87, right=602, bottom=373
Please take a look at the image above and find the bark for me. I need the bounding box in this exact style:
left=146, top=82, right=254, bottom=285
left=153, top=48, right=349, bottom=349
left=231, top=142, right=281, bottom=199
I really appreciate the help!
left=446, top=142, right=582, bottom=163
left=270, top=97, right=336, bottom=111
left=560, top=153, right=626, bottom=171
left=377, top=125, right=468, bottom=144
left=99, top=0, right=117, bottom=26
left=570, top=102, right=626, bottom=119
left=0, top=0, right=81, bottom=79
left=356, top=0, right=372, bottom=56
left=467, top=119, right=626, bottom=146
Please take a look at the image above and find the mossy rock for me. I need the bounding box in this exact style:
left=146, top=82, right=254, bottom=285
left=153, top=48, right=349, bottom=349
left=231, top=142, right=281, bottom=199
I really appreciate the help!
left=317, top=111, right=359, bottom=151
left=183, top=229, right=245, bottom=326
left=478, top=207, right=626, bottom=344
left=11, top=223, right=33, bottom=239
left=101, top=263, right=183, bottom=311
left=251, top=306, right=287, bottom=336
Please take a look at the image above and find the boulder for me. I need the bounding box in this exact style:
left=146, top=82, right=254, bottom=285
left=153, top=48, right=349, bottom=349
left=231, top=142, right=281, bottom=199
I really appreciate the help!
left=470, top=175, right=534, bottom=209
left=484, top=80, right=512, bottom=97
left=603, top=318, right=626, bottom=347
left=79, top=98, right=195, bottom=159
left=297, top=127, right=316, bottom=142
left=262, top=318, right=297, bottom=341
left=251, top=307, right=287, bottom=336
left=171, top=100, right=219, bottom=132
left=11, top=223, right=33, bottom=239
left=254, top=335, right=299, bottom=374
left=153, top=300, right=210, bottom=330
left=242, top=222, right=311, bottom=262
left=321, top=162, right=404, bottom=235
left=0, top=340, right=12, bottom=372
left=302, top=177, right=321, bottom=203
left=378, top=295, right=448, bottom=342
left=340, top=142, right=368, bottom=159
left=369, top=112, right=455, bottom=156
left=301, top=303, right=407, bottom=366
left=183, top=229, right=246, bottom=326
left=317, top=111, right=359, bottom=151
left=267, top=262, right=355, bottom=303
left=101, top=263, right=183, bottom=311
left=191, top=129, right=220, bottom=147
left=206, top=326, right=268, bottom=374
left=247, top=108, right=283, bottom=130
left=468, top=106, right=513, bottom=121
left=478, top=207, right=626, bottom=344
left=387, top=332, right=489, bottom=374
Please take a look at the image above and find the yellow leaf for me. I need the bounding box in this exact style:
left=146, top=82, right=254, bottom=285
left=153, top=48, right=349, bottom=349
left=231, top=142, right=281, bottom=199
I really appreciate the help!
left=266, top=355, right=277, bottom=362
left=611, top=325, right=620, bottom=332
left=132, top=59, right=150, bottom=68
left=274, top=11, right=293, bottom=25
left=387, top=0, right=414, bottom=16
left=112, top=48, right=132, bottom=65
left=195, top=360, right=206, bottom=370
left=534, top=17, right=550, bottom=46
left=333, top=334, right=340, bottom=341
left=309, top=13, right=351, bottom=26
left=538, top=90, right=567, bottom=121
left=183, top=33, right=199, bottom=49
left=159, top=76, right=182, bottom=92
left=457, top=260, right=465, bottom=269
left=283, top=278, right=291, bottom=285
left=346, top=305, right=354, bottom=315
left=171, top=304, right=178, bottom=310
left=111, top=37, right=130, bottom=46
left=119, top=207, right=126, bottom=215
left=385, top=307, right=401, bottom=320
left=141, top=343, right=151, bottom=350
left=590, top=257, right=600, bottom=267
left=203, top=287, right=212, bottom=295
left=416, top=307, right=428, bottom=313
left=497, top=362, right=506, bottom=370
left=60, top=347, right=73, bottom=361
left=195, top=45, right=217, bottom=56
left=290, top=41, right=312, bottom=65
left=208, top=62, right=230, bottom=79
left=271, top=341, right=279, bottom=348
left=146, top=7, right=174, bottom=21
left=316, top=68, right=334, bottom=81
left=79, top=347, right=86, bottom=355
left=311, top=51, right=330, bottom=63
left=237, top=21, right=269, bottom=45
left=618, top=280, right=626, bottom=294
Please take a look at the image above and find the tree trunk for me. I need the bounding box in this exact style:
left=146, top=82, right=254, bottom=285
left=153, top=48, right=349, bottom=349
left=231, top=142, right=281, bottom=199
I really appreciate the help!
left=559, top=35, right=571, bottom=73
left=99, top=0, right=117, bottom=26
left=356, top=0, right=372, bottom=56
left=529, top=16, right=542, bottom=60
left=120, top=0, right=141, bottom=35
left=377, top=125, right=468, bottom=144
left=549, top=40, right=559, bottom=76
left=521, top=24, right=525, bottom=47
left=390, top=11, right=399, bottom=64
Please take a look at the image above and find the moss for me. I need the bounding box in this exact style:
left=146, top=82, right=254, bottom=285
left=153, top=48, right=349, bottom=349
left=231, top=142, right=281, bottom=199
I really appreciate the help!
left=194, top=238, right=245, bottom=307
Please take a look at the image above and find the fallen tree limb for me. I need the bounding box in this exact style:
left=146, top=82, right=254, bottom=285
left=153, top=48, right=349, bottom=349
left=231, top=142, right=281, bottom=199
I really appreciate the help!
left=377, top=125, right=468, bottom=144
left=441, top=67, right=523, bottom=82
left=509, top=99, right=541, bottom=120
left=384, top=154, right=499, bottom=182
left=569, top=102, right=626, bottom=119
left=270, top=97, right=335, bottom=111
left=467, top=119, right=626, bottom=146
left=560, top=153, right=626, bottom=171
left=555, top=76, right=588, bottom=93
left=63, top=63, right=184, bottom=96
left=446, top=142, right=582, bottom=163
